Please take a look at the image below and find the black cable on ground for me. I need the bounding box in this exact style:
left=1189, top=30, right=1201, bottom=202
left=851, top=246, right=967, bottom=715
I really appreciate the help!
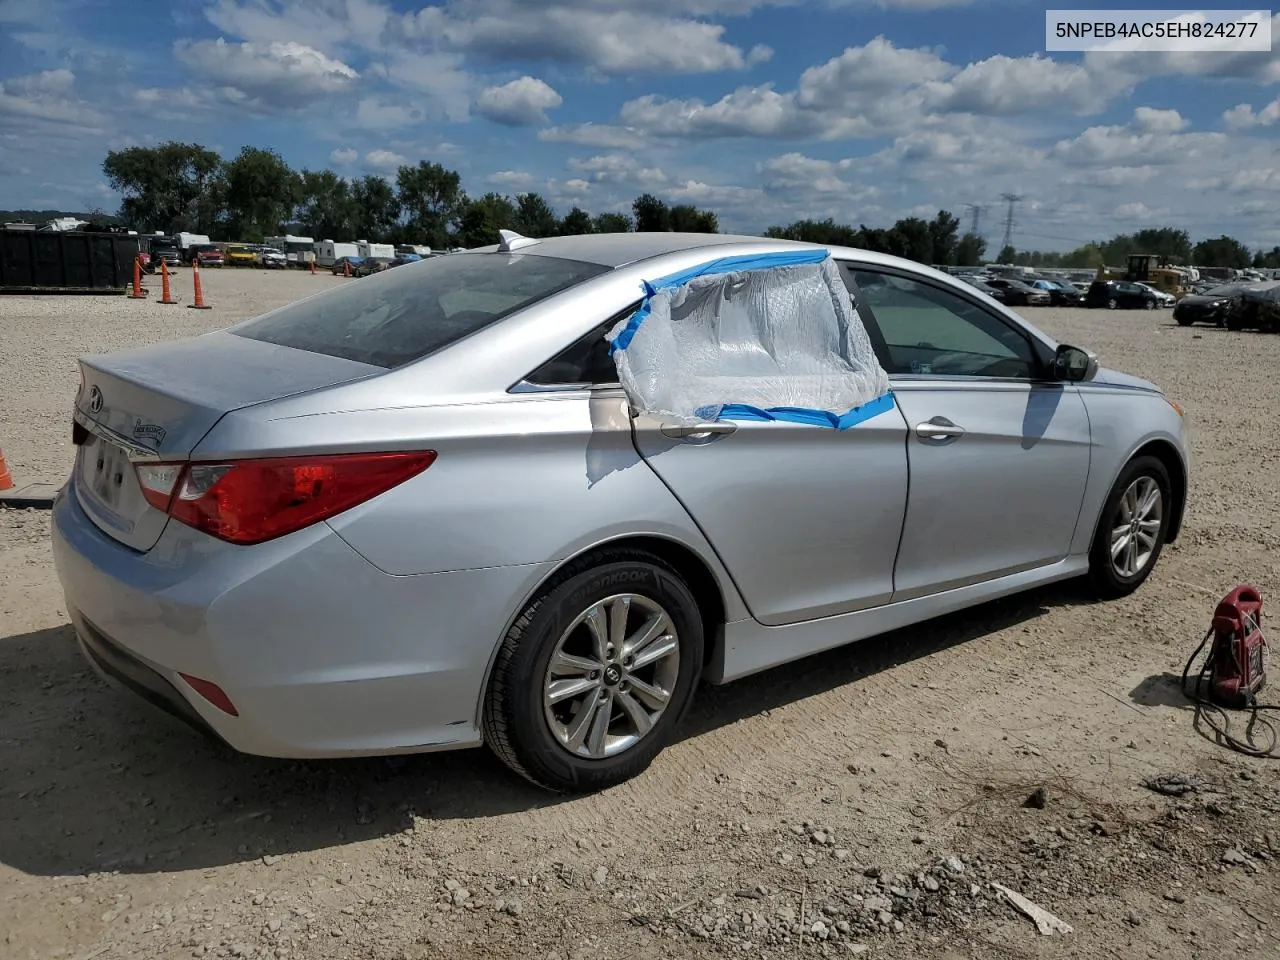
left=1181, top=628, right=1280, bottom=759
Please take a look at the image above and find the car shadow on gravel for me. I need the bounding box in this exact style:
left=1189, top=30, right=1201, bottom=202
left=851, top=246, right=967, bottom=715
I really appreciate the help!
left=0, top=581, right=1092, bottom=878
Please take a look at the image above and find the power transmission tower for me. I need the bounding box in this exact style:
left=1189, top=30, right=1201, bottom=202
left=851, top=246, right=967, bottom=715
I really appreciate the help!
left=999, top=193, right=1023, bottom=252
left=963, top=203, right=982, bottom=236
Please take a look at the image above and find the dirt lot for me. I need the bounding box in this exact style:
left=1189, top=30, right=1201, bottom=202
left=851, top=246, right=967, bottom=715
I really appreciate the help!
left=2, top=268, right=1278, bottom=960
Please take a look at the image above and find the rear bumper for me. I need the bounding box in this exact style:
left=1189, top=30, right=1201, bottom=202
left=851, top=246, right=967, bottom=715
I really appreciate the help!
left=51, top=480, right=553, bottom=758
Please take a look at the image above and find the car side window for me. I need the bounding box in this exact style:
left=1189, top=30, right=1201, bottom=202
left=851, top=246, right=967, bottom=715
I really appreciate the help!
left=523, top=304, right=640, bottom=386
left=849, top=269, right=1038, bottom=379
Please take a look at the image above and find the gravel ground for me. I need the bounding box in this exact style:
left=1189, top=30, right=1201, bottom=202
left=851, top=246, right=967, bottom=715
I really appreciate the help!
left=2, top=272, right=1280, bottom=960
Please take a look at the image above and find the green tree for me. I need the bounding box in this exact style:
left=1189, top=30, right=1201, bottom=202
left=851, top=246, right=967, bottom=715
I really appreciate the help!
left=349, top=175, right=399, bottom=243
left=395, top=161, right=465, bottom=249
left=102, top=141, right=223, bottom=233
left=668, top=204, right=718, bottom=233
left=928, top=210, right=961, bottom=266
left=512, top=192, right=560, bottom=237
left=1193, top=235, right=1252, bottom=269
left=455, top=192, right=519, bottom=248
left=632, top=193, right=671, bottom=232
left=593, top=211, right=632, bottom=233
left=559, top=206, right=593, bottom=235
left=1061, top=244, right=1106, bottom=270
left=888, top=217, right=933, bottom=264
left=954, top=232, right=987, bottom=265
left=223, top=146, right=300, bottom=241
left=296, top=169, right=353, bottom=241
left=997, top=244, right=1016, bottom=264
left=764, top=218, right=860, bottom=245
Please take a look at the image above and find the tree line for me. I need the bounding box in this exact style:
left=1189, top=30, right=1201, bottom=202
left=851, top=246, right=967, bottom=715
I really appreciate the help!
left=95, top=141, right=1280, bottom=269
left=100, top=142, right=716, bottom=251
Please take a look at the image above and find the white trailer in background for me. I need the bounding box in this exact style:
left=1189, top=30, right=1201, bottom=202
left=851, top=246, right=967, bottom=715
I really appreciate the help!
left=356, top=240, right=395, bottom=261
left=264, top=234, right=316, bottom=268
left=313, top=240, right=359, bottom=267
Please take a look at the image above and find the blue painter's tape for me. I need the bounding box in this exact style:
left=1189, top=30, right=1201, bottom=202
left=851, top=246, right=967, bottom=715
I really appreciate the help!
left=608, top=249, right=830, bottom=355
left=714, top=391, right=896, bottom=430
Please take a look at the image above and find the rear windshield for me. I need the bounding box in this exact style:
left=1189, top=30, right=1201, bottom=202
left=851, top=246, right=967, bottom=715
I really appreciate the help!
left=231, top=252, right=610, bottom=368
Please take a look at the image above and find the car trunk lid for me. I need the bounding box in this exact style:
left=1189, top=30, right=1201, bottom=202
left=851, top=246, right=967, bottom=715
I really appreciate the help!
left=73, top=331, right=384, bottom=552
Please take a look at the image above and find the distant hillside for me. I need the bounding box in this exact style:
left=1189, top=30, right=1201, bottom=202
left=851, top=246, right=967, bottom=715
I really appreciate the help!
left=0, top=209, right=123, bottom=225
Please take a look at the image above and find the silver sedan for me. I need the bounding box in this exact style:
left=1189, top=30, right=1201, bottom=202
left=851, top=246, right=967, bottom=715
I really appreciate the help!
left=51, top=233, right=1190, bottom=792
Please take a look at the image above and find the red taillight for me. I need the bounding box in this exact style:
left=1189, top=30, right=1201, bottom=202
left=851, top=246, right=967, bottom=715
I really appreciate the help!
left=134, top=451, right=436, bottom=545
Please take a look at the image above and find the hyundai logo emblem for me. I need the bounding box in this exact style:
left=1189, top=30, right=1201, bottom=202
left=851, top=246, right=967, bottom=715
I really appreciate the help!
left=89, top=385, right=103, bottom=414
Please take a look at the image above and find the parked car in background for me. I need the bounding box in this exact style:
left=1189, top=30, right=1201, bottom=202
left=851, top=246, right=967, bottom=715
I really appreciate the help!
left=190, top=244, right=223, bottom=267
left=331, top=255, right=365, bottom=276
left=981, top=277, right=1051, bottom=306
left=1086, top=280, right=1160, bottom=310
left=52, top=232, right=1190, bottom=793
left=145, top=236, right=182, bottom=272
left=259, top=247, right=288, bottom=269
left=389, top=253, right=423, bottom=269
left=225, top=245, right=257, bottom=267
left=1134, top=282, right=1175, bottom=308
left=357, top=257, right=393, bottom=277
left=1173, top=283, right=1244, bottom=327
left=957, top=275, right=1008, bottom=302
left=1026, top=278, right=1084, bottom=306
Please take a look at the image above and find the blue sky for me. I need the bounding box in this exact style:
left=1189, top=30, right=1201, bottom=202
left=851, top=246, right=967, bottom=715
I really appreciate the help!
left=1, top=0, right=1278, bottom=251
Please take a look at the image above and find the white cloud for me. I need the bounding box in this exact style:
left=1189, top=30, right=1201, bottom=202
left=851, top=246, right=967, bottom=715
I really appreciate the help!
left=0, top=69, right=99, bottom=127
left=370, top=51, right=474, bottom=121
left=538, top=123, right=645, bottom=149
left=364, top=148, right=407, bottom=171
left=330, top=147, right=358, bottom=164
left=353, top=95, right=426, bottom=129
left=174, top=38, right=358, bottom=108
left=487, top=169, right=536, bottom=188
left=1223, top=97, right=1280, bottom=129
left=475, top=76, right=563, bottom=126
left=568, top=153, right=667, bottom=186
left=1049, top=113, right=1230, bottom=168
left=922, top=55, right=1125, bottom=116
left=1132, top=106, right=1187, bottom=134
left=1083, top=13, right=1280, bottom=82
left=760, top=152, right=855, bottom=193
left=562, top=178, right=591, bottom=193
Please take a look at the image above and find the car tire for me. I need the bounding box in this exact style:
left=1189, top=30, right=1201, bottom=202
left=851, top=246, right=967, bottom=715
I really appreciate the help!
left=1175, top=314, right=1193, bottom=327
left=1087, top=455, right=1172, bottom=600
left=1107, top=298, right=1118, bottom=310
left=1144, top=299, right=1156, bottom=310
left=483, top=548, right=705, bottom=793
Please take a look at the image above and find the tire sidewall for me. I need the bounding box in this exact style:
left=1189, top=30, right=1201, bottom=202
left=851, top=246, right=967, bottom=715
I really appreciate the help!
left=500, top=560, right=703, bottom=791
left=1090, top=455, right=1172, bottom=595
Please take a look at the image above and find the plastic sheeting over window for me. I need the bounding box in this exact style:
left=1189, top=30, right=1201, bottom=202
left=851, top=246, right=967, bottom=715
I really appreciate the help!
left=607, top=250, right=892, bottom=429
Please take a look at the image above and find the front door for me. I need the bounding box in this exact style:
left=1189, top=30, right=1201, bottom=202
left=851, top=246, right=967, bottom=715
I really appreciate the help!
left=631, top=411, right=910, bottom=626
left=844, top=265, right=1092, bottom=600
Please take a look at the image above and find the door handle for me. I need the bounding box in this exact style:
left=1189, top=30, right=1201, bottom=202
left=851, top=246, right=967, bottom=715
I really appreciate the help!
left=661, top=421, right=738, bottom=440
left=915, top=416, right=965, bottom=443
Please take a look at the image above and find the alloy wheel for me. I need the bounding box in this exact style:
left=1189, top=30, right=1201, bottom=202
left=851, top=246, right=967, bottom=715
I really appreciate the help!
left=1110, top=476, right=1163, bottom=578
left=542, top=593, right=681, bottom=760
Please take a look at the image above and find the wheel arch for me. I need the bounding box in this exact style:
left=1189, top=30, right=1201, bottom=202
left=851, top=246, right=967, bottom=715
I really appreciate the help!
left=473, top=534, right=734, bottom=734
left=1131, top=438, right=1187, bottom=543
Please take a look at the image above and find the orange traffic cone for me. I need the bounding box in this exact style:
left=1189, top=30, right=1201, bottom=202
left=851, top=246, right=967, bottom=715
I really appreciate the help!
left=344, top=260, right=352, bottom=278
left=309, top=259, right=316, bottom=275
left=159, top=259, right=177, bottom=304
left=127, top=255, right=146, bottom=298
left=188, top=259, right=212, bottom=310
left=0, top=443, right=59, bottom=507
left=0, top=446, right=13, bottom=491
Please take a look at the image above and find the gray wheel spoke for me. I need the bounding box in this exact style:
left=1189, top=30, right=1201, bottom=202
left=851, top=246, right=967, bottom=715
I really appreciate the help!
left=547, top=675, right=598, bottom=705
left=628, top=675, right=671, bottom=711
left=624, top=614, right=670, bottom=660
left=1111, top=531, right=1130, bottom=559
left=631, top=634, right=678, bottom=672
left=1138, top=482, right=1160, bottom=518
left=583, top=604, right=610, bottom=663
left=564, top=695, right=602, bottom=751
left=586, top=692, right=613, bottom=757
left=1121, top=487, right=1137, bottom=521
left=607, top=595, right=631, bottom=651
left=615, top=690, right=653, bottom=736
left=551, top=651, right=599, bottom=677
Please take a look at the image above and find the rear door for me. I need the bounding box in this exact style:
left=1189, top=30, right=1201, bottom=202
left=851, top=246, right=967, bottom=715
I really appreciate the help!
left=843, top=264, right=1092, bottom=600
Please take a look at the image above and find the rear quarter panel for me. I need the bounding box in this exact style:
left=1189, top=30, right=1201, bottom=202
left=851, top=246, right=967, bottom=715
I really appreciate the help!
left=195, top=391, right=751, bottom=619
left=1068, top=384, right=1190, bottom=554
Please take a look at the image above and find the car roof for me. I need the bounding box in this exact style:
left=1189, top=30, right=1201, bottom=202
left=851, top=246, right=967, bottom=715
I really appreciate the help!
left=463, top=232, right=810, bottom=268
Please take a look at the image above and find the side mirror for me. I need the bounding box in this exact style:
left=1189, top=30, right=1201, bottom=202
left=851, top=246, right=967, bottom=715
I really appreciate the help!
left=1053, top=344, right=1098, bottom=382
